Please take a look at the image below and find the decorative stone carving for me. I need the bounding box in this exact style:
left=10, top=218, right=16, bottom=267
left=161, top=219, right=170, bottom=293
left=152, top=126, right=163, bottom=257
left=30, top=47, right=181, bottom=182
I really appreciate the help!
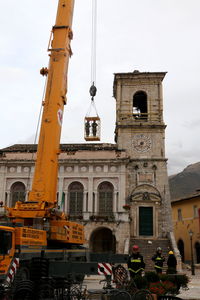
left=80, top=166, right=87, bottom=172
left=95, top=166, right=102, bottom=172
left=110, top=166, right=117, bottom=172
left=130, top=184, right=161, bottom=203
left=9, top=167, right=15, bottom=173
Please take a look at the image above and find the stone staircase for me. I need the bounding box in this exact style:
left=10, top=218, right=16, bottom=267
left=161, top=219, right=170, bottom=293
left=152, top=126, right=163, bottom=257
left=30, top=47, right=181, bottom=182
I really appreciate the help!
left=130, top=238, right=171, bottom=272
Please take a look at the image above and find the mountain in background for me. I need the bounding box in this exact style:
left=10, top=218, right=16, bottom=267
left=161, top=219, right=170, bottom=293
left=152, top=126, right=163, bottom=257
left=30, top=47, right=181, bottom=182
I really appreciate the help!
left=169, top=162, right=200, bottom=200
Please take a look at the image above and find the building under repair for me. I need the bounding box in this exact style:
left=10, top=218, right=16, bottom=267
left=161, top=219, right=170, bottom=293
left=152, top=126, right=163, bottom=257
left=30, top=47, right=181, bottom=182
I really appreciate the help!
left=0, top=71, right=180, bottom=270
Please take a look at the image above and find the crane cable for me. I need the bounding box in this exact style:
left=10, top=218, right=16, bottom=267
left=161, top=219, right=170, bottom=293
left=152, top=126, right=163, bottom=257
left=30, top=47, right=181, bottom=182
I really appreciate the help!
left=91, top=0, right=97, bottom=85
left=86, top=0, right=99, bottom=119
left=90, top=0, right=97, bottom=102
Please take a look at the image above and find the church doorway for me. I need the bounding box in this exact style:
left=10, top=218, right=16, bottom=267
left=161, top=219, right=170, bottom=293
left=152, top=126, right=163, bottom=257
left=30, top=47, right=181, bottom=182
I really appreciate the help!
left=139, top=206, right=153, bottom=236
left=90, top=227, right=116, bottom=253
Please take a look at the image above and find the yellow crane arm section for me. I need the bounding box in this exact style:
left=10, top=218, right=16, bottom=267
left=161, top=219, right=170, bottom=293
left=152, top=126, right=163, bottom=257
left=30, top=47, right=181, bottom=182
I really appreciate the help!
left=28, top=0, right=74, bottom=206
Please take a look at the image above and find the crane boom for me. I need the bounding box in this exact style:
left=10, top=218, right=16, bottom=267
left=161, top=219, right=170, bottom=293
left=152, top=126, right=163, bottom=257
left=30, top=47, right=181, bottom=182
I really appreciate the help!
left=0, top=4, right=129, bottom=298
left=7, top=1, right=75, bottom=219
left=28, top=0, right=74, bottom=205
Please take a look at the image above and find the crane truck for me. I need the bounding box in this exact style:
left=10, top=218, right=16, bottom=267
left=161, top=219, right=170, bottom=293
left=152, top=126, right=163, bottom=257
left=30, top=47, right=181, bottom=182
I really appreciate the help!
left=0, top=1, right=128, bottom=299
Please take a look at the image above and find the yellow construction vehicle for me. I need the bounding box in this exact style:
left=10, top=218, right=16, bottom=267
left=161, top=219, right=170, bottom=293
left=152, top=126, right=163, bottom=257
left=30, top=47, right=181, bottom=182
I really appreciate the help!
left=0, top=1, right=128, bottom=298
left=0, top=0, right=86, bottom=298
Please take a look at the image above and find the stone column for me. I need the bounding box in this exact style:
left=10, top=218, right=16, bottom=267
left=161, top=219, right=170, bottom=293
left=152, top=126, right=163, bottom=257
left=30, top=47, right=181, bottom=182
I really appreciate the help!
left=87, top=177, right=93, bottom=213
left=113, top=191, right=118, bottom=213
left=65, top=190, right=69, bottom=213
left=58, top=177, right=64, bottom=210
left=83, top=191, right=90, bottom=220
left=0, top=166, right=6, bottom=203
left=94, top=192, right=98, bottom=213
left=7, top=192, right=11, bottom=207
left=83, top=191, right=87, bottom=212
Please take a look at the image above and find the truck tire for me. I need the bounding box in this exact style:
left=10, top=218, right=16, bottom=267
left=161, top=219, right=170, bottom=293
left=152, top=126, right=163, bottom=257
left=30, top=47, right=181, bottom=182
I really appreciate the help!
left=13, top=279, right=35, bottom=300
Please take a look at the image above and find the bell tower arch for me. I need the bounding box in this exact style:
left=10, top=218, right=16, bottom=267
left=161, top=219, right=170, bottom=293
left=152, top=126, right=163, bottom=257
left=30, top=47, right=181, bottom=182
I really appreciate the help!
left=113, top=71, right=172, bottom=237
left=114, top=71, right=166, bottom=156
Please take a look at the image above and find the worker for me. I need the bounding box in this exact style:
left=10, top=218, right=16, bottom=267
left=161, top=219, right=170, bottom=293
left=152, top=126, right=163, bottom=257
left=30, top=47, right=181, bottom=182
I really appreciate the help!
left=152, top=247, right=165, bottom=274
left=127, top=245, right=145, bottom=279
left=167, top=251, right=177, bottom=274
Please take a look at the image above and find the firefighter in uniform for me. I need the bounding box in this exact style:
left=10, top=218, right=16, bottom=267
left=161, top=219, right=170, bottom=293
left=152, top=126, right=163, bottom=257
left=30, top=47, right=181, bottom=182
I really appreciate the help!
left=127, top=245, right=145, bottom=278
left=167, top=250, right=177, bottom=274
left=152, top=247, right=165, bottom=274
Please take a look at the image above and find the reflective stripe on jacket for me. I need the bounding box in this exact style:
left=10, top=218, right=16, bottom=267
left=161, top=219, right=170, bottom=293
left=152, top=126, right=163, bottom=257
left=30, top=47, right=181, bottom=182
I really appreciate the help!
left=152, top=253, right=165, bottom=268
left=130, top=259, right=142, bottom=263
left=127, top=253, right=145, bottom=273
left=128, top=267, right=144, bottom=274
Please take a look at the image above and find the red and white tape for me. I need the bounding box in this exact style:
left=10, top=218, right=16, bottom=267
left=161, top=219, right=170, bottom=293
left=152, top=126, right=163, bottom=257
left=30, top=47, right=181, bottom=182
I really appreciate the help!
left=98, top=263, right=112, bottom=275
left=6, top=258, right=19, bottom=283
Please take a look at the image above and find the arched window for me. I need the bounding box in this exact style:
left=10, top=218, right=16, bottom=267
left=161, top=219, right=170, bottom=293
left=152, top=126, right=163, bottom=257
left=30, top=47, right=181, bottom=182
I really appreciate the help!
left=68, top=182, right=83, bottom=216
left=10, top=182, right=26, bottom=207
left=98, top=182, right=114, bottom=216
left=133, top=91, right=148, bottom=120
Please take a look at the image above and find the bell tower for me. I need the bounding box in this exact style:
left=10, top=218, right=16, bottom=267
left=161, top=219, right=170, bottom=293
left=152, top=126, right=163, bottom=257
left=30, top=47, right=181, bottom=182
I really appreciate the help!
left=113, top=71, right=173, bottom=238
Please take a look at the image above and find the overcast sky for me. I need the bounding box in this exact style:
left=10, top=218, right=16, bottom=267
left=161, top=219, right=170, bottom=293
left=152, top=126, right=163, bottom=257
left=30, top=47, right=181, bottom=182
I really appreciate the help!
left=0, top=0, right=200, bottom=176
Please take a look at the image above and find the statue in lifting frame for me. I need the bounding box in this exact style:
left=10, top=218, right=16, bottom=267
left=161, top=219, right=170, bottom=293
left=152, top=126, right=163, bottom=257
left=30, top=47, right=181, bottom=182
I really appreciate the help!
left=85, top=120, right=90, bottom=137
left=92, top=120, right=97, bottom=137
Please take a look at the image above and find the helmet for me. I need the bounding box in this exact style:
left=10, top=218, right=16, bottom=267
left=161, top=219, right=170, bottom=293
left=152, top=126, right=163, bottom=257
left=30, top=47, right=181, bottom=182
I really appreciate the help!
left=157, top=247, right=162, bottom=251
left=132, top=245, right=139, bottom=251
left=169, top=251, right=174, bottom=255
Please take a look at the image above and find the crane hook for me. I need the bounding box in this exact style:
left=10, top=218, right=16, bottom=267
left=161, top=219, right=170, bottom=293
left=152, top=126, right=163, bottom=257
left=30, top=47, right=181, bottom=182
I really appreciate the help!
left=89, top=83, right=97, bottom=101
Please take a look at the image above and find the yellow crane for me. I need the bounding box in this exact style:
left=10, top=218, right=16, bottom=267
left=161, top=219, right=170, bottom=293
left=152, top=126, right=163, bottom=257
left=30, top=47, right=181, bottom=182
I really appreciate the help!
left=0, top=2, right=128, bottom=298
left=5, top=0, right=84, bottom=244
left=0, top=2, right=86, bottom=297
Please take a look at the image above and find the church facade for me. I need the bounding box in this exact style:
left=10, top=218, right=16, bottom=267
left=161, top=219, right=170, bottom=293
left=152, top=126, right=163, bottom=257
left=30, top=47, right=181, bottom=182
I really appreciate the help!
left=0, top=71, right=176, bottom=259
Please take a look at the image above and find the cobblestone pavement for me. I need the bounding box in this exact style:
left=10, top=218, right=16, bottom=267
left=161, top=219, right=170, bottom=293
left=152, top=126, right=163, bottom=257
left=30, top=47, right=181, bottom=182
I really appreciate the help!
left=179, top=268, right=200, bottom=300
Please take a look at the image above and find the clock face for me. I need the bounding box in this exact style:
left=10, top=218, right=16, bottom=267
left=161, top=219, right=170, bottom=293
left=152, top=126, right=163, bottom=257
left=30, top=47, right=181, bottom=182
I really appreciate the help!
left=132, top=134, right=152, bottom=153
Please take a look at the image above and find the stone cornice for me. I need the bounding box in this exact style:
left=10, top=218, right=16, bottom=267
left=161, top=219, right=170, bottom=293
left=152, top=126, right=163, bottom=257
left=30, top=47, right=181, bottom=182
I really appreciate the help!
left=113, top=71, right=167, bottom=98
left=115, top=124, right=167, bottom=129
left=0, top=143, right=122, bottom=153
left=129, top=158, right=168, bottom=162
left=58, top=158, right=129, bottom=163
left=0, top=158, right=129, bottom=165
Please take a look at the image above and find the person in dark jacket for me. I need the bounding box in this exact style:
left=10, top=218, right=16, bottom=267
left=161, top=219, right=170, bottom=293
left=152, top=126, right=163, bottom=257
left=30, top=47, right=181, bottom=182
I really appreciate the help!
left=167, top=250, right=177, bottom=274
left=127, top=245, right=145, bottom=278
left=152, top=247, right=165, bottom=274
